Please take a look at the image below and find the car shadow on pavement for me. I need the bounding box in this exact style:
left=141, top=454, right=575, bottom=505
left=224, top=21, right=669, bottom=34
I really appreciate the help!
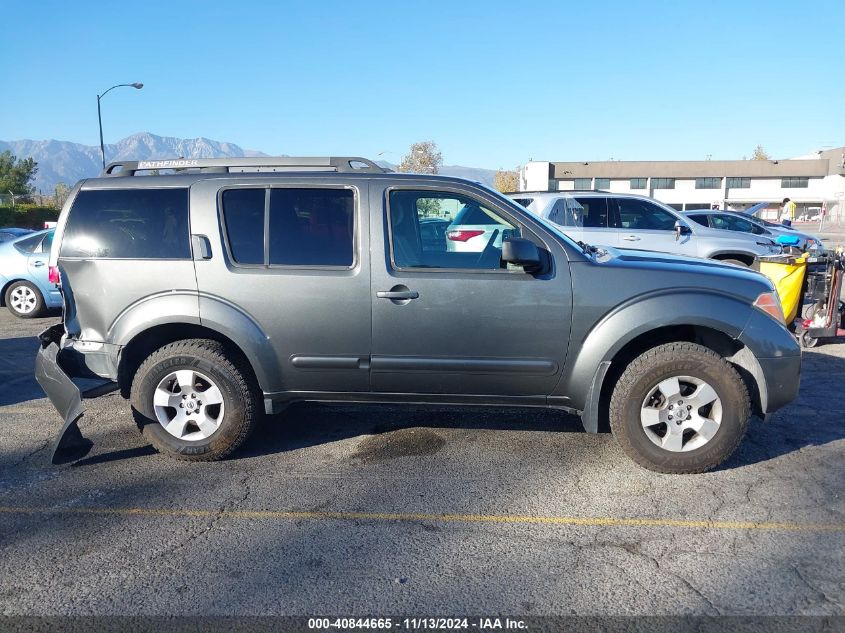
left=720, top=347, right=845, bottom=470
left=234, top=402, right=586, bottom=461
left=0, top=336, right=43, bottom=406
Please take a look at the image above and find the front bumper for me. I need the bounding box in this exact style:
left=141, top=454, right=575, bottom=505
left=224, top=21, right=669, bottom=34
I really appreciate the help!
left=738, top=310, right=802, bottom=415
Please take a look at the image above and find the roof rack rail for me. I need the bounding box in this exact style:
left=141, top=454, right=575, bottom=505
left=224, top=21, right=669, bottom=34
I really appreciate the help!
left=101, top=156, right=389, bottom=177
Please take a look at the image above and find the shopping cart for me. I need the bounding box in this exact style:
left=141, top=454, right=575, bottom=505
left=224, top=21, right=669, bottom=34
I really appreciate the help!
left=794, top=248, right=845, bottom=348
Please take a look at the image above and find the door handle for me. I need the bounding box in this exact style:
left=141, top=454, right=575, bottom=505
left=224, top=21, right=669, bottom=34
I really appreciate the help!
left=622, top=235, right=641, bottom=241
left=377, top=290, right=419, bottom=300
left=32, top=260, right=45, bottom=267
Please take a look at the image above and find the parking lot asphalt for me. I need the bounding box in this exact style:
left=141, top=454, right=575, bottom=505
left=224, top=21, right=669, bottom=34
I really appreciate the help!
left=0, top=308, right=843, bottom=616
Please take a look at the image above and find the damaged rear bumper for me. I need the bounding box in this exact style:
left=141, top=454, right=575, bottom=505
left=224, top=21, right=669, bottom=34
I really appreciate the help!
left=34, top=325, right=108, bottom=464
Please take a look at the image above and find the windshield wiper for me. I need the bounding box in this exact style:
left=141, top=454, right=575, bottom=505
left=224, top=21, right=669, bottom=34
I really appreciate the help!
left=577, top=240, right=603, bottom=254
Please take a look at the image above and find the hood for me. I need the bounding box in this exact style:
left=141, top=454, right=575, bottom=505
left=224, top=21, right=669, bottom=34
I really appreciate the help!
left=591, top=246, right=774, bottom=296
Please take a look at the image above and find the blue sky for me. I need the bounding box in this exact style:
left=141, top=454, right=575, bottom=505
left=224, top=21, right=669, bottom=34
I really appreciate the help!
left=2, top=0, right=842, bottom=168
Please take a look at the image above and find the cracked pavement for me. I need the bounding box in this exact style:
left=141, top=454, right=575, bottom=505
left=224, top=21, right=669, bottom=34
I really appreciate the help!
left=0, top=309, right=843, bottom=616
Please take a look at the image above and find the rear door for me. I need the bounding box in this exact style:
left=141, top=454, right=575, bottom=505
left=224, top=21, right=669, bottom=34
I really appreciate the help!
left=369, top=179, right=572, bottom=398
left=190, top=179, right=371, bottom=395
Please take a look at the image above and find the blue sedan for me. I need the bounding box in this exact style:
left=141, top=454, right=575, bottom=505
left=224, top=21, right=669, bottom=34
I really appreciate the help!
left=0, top=229, right=62, bottom=318
left=0, top=227, right=34, bottom=242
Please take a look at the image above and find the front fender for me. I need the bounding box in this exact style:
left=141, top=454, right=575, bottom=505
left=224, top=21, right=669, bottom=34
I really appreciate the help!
left=558, top=289, right=755, bottom=422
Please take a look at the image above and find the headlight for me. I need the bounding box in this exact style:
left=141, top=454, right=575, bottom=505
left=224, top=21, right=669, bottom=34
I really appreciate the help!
left=753, top=291, right=785, bottom=324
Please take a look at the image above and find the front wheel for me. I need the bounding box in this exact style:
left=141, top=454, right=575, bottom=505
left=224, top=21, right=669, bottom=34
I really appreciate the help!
left=799, top=331, right=820, bottom=349
left=130, top=339, right=260, bottom=461
left=609, top=342, right=750, bottom=474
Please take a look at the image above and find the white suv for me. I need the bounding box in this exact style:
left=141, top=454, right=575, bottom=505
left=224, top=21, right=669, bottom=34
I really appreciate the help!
left=510, top=191, right=781, bottom=266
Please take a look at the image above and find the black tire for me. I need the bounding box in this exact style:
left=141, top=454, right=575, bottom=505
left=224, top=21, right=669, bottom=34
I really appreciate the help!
left=609, top=342, right=750, bottom=474
left=799, top=331, right=820, bottom=349
left=719, top=258, right=750, bottom=267
left=130, top=339, right=260, bottom=461
left=4, top=280, right=45, bottom=318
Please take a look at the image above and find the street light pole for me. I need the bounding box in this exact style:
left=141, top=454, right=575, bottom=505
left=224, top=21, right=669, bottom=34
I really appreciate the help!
left=97, top=82, right=144, bottom=169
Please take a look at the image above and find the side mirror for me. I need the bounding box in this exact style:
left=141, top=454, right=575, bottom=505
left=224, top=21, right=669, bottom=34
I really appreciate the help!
left=674, top=220, right=691, bottom=241
left=502, top=237, right=542, bottom=273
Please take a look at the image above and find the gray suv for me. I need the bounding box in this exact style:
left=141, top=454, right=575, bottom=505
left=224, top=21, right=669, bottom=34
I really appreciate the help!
left=509, top=191, right=781, bottom=266
left=36, top=157, right=801, bottom=474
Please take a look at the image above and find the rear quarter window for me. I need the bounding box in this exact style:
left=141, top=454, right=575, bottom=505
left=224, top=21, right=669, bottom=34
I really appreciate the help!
left=60, top=188, right=190, bottom=259
left=13, top=232, right=45, bottom=254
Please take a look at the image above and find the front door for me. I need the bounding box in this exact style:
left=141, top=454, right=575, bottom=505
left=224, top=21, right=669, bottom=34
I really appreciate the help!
left=369, top=180, right=572, bottom=398
left=613, top=197, right=697, bottom=256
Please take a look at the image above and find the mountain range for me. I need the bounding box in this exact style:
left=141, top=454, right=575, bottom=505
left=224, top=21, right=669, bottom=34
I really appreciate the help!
left=0, top=132, right=497, bottom=194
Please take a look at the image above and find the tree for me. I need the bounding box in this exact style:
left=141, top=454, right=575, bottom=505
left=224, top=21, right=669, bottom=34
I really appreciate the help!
left=54, top=183, right=72, bottom=208
left=751, top=145, right=770, bottom=161
left=493, top=168, right=519, bottom=193
left=397, top=141, right=442, bottom=174
left=0, top=151, right=38, bottom=196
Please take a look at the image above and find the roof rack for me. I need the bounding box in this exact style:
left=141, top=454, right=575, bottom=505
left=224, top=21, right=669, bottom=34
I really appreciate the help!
left=101, top=156, right=388, bottom=177
left=502, top=189, right=610, bottom=195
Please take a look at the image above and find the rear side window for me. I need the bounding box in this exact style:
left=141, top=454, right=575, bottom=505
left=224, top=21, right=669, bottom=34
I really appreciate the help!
left=511, top=197, right=534, bottom=208
left=221, top=187, right=355, bottom=267
left=222, top=189, right=265, bottom=265
left=61, top=189, right=190, bottom=259
left=572, top=197, right=610, bottom=228
left=269, top=188, right=354, bottom=266
left=13, top=232, right=45, bottom=254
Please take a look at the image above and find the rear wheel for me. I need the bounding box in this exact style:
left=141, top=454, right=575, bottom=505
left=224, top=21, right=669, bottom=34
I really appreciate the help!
left=4, top=281, right=45, bottom=318
left=130, top=339, right=260, bottom=460
left=609, top=342, right=750, bottom=474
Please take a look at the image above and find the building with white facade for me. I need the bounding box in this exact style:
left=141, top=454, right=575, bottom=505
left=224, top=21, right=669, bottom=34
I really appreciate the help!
left=520, top=148, right=845, bottom=220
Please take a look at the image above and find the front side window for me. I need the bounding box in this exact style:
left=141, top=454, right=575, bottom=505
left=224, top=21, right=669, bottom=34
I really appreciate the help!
left=686, top=214, right=710, bottom=227
left=615, top=198, right=677, bottom=231
left=221, top=187, right=355, bottom=267
left=389, top=190, right=520, bottom=271
left=61, top=188, right=190, bottom=259
left=711, top=214, right=755, bottom=233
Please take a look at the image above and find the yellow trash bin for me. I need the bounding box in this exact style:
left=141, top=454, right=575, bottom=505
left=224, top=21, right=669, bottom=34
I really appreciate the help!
left=757, top=255, right=808, bottom=324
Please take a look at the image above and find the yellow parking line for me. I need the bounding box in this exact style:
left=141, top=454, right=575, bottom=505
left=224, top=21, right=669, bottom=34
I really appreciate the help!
left=0, top=505, right=842, bottom=533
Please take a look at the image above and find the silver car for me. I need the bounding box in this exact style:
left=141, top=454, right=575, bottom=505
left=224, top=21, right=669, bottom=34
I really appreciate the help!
left=510, top=191, right=781, bottom=266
